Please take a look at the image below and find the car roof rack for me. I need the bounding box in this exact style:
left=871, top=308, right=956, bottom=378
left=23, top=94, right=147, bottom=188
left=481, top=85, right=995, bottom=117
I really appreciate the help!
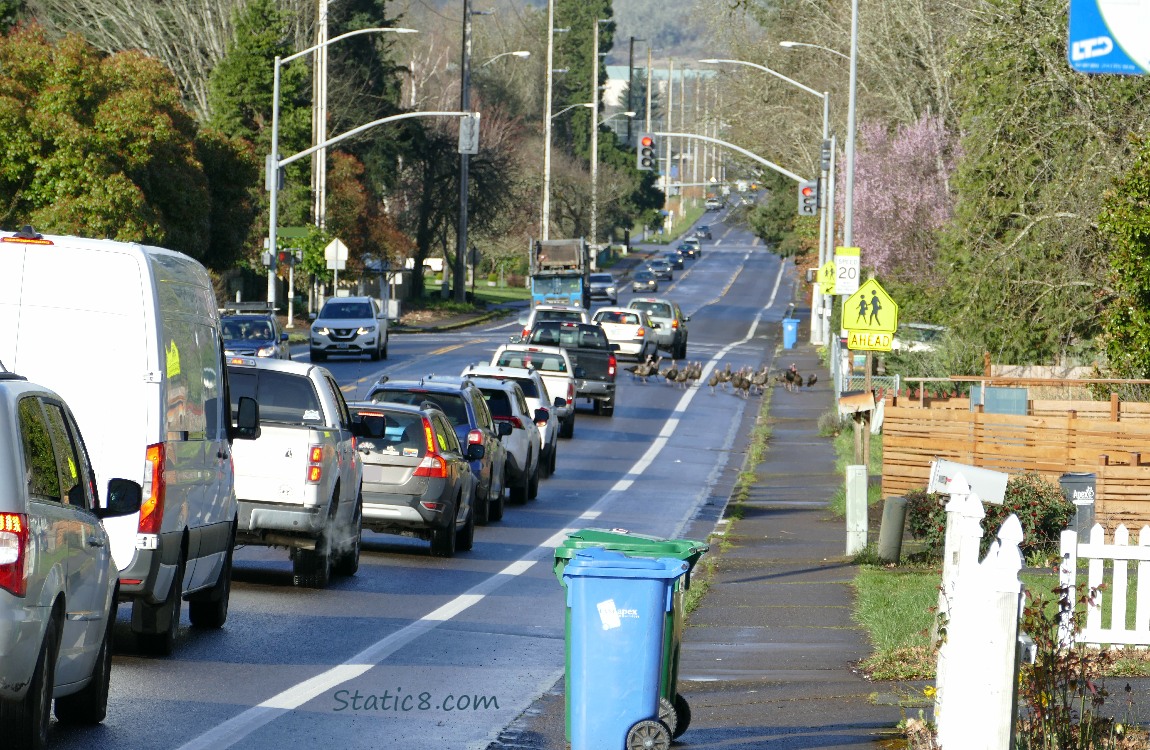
left=220, top=302, right=275, bottom=314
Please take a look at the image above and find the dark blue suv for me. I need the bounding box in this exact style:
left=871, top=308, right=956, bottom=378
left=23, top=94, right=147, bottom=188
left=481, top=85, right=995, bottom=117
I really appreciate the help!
left=365, top=376, right=511, bottom=524
left=221, top=305, right=291, bottom=359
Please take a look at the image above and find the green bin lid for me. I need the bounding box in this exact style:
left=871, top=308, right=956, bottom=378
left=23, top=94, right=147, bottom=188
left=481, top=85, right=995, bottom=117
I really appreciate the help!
left=554, top=528, right=708, bottom=585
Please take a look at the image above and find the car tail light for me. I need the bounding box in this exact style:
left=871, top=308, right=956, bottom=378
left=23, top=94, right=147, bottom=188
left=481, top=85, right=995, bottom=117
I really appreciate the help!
left=138, top=443, right=166, bottom=535
left=608, top=353, right=617, bottom=377
left=521, top=327, right=530, bottom=340
left=495, top=415, right=524, bottom=430
left=419, top=500, right=445, bottom=511
left=672, top=319, right=679, bottom=329
left=566, top=382, right=574, bottom=406
left=414, top=455, right=448, bottom=479
left=636, top=327, right=645, bottom=338
left=306, top=444, right=324, bottom=484
left=0, top=512, right=29, bottom=597
left=467, top=428, right=484, bottom=445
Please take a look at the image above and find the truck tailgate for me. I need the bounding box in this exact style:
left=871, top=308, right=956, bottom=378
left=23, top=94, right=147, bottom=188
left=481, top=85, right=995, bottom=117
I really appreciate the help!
left=232, top=425, right=320, bottom=504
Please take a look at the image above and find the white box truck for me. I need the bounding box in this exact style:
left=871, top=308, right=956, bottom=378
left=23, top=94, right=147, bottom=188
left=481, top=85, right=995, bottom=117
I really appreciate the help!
left=0, top=227, right=259, bottom=655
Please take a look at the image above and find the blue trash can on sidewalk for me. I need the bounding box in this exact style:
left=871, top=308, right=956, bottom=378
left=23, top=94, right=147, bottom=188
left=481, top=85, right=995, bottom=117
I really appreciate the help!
left=563, top=548, right=688, bottom=750
left=782, top=317, right=799, bottom=349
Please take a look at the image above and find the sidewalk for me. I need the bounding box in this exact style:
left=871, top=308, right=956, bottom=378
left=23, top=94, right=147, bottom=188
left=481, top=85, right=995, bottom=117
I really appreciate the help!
left=672, top=333, right=921, bottom=749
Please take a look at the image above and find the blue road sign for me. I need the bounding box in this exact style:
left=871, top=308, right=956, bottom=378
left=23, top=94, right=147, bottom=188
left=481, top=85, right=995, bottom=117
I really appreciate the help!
left=1069, top=0, right=1150, bottom=75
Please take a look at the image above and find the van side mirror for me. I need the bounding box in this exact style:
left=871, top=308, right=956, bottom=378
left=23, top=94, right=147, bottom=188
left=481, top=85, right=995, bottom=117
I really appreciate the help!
left=233, top=396, right=261, bottom=440
left=96, top=478, right=143, bottom=519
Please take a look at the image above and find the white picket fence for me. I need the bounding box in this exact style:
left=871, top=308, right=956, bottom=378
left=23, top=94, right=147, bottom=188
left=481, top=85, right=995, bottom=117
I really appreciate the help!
left=1059, top=523, right=1150, bottom=648
left=933, top=474, right=1025, bottom=750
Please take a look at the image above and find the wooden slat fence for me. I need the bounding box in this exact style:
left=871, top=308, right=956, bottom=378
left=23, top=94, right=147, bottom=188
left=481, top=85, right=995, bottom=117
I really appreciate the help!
left=882, top=406, right=1150, bottom=530
left=1060, top=525, right=1150, bottom=648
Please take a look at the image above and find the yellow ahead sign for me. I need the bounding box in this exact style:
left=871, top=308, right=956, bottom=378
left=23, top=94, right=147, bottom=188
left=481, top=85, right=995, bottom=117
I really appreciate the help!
left=842, top=279, right=899, bottom=334
left=847, top=331, right=893, bottom=352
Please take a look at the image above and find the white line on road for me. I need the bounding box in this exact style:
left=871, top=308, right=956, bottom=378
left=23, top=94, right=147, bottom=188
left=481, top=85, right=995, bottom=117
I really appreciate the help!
left=176, top=256, right=787, bottom=750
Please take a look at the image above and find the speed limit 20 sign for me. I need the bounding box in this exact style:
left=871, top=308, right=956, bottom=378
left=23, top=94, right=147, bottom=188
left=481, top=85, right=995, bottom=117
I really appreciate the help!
left=834, top=246, right=860, bottom=295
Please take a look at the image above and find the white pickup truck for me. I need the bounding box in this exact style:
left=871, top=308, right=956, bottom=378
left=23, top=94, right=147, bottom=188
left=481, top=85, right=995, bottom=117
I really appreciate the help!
left=226, top=356, right=363, bottom=588
left=491, top=344, right=577, bottom=438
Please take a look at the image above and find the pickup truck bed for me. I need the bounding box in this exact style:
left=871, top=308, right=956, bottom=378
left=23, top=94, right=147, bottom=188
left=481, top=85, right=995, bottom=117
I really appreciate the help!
left=526, top=321, right=617, bottom=417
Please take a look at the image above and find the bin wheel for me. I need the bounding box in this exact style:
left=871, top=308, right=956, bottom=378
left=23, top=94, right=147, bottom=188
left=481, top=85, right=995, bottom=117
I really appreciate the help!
left=657, top=697, right=678, bottom=737
left=625, top=719, right=671, bottom=750
left=672, top=693, right=691, bottom=738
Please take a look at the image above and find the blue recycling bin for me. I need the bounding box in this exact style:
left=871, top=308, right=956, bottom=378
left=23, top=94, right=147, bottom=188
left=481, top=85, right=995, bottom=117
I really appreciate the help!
left=563, top=548, right=688, bottom=750
left=782, top=317, right=799, bottom=349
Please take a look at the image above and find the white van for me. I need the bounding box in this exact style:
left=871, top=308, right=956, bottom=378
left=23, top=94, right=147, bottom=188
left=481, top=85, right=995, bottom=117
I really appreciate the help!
left=0, top=227, right=259, bottom=655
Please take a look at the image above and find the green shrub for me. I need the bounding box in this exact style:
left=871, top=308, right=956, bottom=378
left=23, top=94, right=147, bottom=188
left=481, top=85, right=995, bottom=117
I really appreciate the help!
left=905, top=473, right=1073, bottom=561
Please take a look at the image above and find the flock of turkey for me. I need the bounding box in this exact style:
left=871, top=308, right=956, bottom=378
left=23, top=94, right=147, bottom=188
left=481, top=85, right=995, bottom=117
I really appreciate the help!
left=623, top=358, right=817, bottom=397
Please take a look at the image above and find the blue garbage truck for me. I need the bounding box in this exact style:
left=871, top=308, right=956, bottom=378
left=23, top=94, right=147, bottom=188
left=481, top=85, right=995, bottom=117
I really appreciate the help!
left=531, top=238, right=590, bottom=309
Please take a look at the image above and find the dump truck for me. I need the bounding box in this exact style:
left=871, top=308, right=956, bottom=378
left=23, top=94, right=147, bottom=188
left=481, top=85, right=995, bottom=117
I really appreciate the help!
left=530, top=238, right=590, bottom=309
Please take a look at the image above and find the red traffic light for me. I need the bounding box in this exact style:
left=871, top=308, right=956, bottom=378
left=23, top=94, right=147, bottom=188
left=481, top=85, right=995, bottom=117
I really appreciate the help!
left=800, top=185, right=815, bottom=197
left=639, top=135, right=654, bottom=148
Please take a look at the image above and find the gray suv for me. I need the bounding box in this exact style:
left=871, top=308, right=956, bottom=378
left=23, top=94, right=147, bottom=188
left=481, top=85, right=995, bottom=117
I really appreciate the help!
left=588, top=273, right=618, bottom=304
left=310, top=296, right=389, bottom=362
left=0, top=370, right=141, bottom=747
left=629, top=297, right=690, bottom=359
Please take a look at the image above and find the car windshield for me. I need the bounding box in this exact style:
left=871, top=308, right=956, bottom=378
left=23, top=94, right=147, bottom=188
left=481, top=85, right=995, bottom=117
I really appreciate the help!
left=650, top=261, right=669, bottom=268
left=370, top=389, right=470, bottom=427
left=229, top=369, right=324, bottom=426
left=223, top=319, right=274, bottom=340
left=595, top=311, right=640, bottom=325
left=635, top=271, right=654, bottom=280
left=631, top=300, right=672, bottom=318
left=534, top=277, right=582, bottom=295
left=319, top=301, right=373, bottom=319
left=590, top=274, right=613, bottom=284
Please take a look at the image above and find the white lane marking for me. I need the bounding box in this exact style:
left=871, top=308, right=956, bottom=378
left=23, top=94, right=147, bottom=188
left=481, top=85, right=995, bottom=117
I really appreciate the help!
left=578, top=510, right=602, bottom=520
left=176, top=256, right=788, bottom=750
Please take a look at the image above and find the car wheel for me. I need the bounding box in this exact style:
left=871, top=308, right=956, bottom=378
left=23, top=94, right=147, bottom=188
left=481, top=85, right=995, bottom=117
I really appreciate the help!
left=489, top=469, right=506, bottom=522
left=1, top=614, right=58, bottom=749
left=456, top=496, right=475, bottom=552
left=135, top=551, right=184, bottom=656
left=369, top=345, right=381, bottom=362
left=509, top=463, right=529, bottom=505
left=55, top=603, right=113, bottom=724
left=293, top=519, right=332, bottom=588
left=382, top=336, right=388, bottom=359
left=188, top=527, right=233, bottom=629
left=333, top=494, right=362, bottom=577
left=527, top=453, right=540, bottom=500
left=559, top=414, right=574, bottom=439
left=549, top=443, right=557, bottom=475
left=474, top=481, right=491, bottom=525
left=430, top=508, right=457, bottom=558
left=310, top=348, right=326, bottom=362
left=602, top=399, right=615, bottom=418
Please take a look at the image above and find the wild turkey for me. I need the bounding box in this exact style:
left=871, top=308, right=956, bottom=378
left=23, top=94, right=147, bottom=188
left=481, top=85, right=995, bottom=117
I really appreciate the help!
left=805, top=373, right=818, bottom=388
left=660, top=361, right=679, bottom=385
left=625, top=354, right=658, bottom=383
left=783, top=364, right=800, bottom=392
left=731, top=367, right=752, bottom=398
left=750, top=366, right=770, bottom=395
left=716, top=363, right=733, bottom=391
left=707, top=370, right=721, bottom=395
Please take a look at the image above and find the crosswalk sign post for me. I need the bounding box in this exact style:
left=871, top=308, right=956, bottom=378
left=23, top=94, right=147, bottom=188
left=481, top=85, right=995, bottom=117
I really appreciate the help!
left=817, top=261, right=836, bottom=295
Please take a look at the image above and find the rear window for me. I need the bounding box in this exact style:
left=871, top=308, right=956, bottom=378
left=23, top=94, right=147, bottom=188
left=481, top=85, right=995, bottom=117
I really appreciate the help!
left=535, top=309, right=584, bottom=323
left=370, top=389, right=470, bottom=428
left=595, top=311, right=639, bottom=325
left=480, top=389, right=513, bottom=419
left=222, top=317, right=274, bottom=340
left=512, top=378, right=540, bottom=399
left=631, top=300, right=672, bottom=318
left=350, top=407, right=428, bottom=457
left=319, top=301, right=373, bottom=319
left=229, top=369, right=324, bottom=425
left=497, top=349, right=569, bottom=374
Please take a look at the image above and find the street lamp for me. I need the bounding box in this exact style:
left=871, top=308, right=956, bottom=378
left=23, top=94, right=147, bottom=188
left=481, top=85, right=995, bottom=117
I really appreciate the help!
left=700, top=57, right=832, bottom=344
left=551, top=102, right=594, bottom=119
left=268, top=25, right=418, bottom=307
left=480, top=50, right=530, bottom=67
left=778, top=41, right=850, bottom=61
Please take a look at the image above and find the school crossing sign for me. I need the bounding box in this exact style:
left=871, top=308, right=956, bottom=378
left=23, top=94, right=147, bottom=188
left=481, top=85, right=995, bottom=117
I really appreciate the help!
left=842, top=279, right=899, bottom=351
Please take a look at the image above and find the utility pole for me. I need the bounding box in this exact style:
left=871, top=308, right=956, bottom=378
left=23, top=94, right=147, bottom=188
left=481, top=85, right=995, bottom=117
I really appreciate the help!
left=454, top=0, right=474, bottom=302
left=590, top=19, right=601, bottom=270
left=645, top=46, right=653, bottom=135
left=313, top=0, right=329, bottom=232
left=540, top=0, right=555, bottom=240
left=627, top=36, right=639, bottom=144
left=678, top=65, right=686, bottom=217
left=665, top=58, right=674, bottom=226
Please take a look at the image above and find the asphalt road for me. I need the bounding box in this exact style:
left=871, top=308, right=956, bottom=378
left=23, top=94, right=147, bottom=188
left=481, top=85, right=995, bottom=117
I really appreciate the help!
left=48, top=215, right=795, bottom=750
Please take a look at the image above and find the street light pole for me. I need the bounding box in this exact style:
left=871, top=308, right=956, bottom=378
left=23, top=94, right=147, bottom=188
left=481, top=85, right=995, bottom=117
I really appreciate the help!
left=267, top=25, right=417, bottom=307
left=844, top=0, right=860, bottom=249
left=454, top=0, right=475, bottom=302
left=590, top=20, right=601, bottom=270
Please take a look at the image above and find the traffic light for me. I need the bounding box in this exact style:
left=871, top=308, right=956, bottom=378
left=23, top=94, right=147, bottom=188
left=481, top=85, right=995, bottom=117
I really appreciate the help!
left=636, top=133, right=658, bottom=171
left=797, top=180, right=819, bottom=216
left=820, top=139, right=832, bottom=173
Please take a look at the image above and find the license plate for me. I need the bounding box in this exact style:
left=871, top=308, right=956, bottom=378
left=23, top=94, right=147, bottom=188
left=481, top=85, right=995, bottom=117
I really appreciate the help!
left=337, top=343, right=350, bottom=349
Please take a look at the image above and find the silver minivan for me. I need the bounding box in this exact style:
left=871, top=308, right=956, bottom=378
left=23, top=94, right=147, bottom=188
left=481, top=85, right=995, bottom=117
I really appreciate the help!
left=0, top=370, right=141, bottom=749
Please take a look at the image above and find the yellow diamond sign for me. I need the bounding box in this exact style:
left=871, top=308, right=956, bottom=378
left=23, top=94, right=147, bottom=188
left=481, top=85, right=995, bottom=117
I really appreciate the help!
left=842, top=279, right=898, bottom=334
left=816, top=261, right=836, bottom=294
